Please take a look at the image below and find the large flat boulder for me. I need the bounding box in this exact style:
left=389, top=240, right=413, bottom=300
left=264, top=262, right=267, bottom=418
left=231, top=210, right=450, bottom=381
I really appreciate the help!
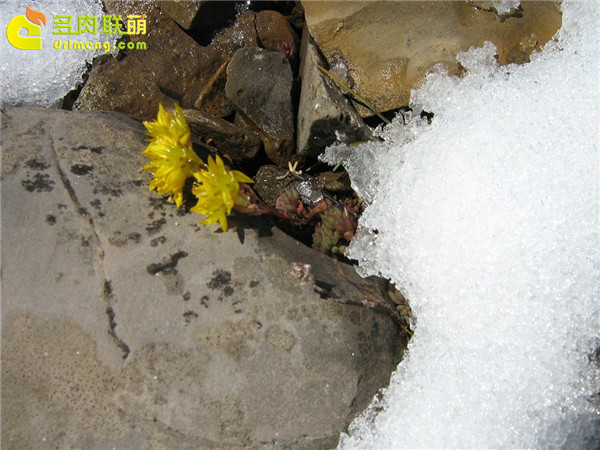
left=0, top=107, right=405, bottom=448
left=302, top=1, right=562, bottom=115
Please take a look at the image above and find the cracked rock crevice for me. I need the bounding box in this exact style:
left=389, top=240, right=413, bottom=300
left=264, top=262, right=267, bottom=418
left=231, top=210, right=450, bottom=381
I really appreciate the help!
left=48, top=129, right=131, bottom=360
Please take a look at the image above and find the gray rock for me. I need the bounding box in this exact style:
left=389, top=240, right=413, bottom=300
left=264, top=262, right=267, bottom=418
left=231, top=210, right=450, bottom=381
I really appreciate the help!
left=184, top=109, right=262, bottom=161
left=226, top=47, right=296, bottom=168
left=1, top=108, right=406, bottom=448
left=297, top=25, right=373, bottom=159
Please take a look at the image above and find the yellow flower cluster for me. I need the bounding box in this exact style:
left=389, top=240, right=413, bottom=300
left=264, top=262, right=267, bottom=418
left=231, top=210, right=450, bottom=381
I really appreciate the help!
left=142, top=103, right=253, bottom=231
left=142, top=103, right=203, bottom=208
left=191, top=155, right=254, bottom=231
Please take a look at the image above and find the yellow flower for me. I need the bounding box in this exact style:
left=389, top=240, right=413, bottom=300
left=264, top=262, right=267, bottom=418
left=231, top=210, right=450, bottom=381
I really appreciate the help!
left=142, top=103, right=204, bottom=207
left=191, top=155, right=254, bottom=231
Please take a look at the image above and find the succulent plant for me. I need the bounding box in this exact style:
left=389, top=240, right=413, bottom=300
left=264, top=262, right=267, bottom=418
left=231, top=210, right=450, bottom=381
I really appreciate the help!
left=142, top=104, right=362, bottom=242
left=312, top=203, right=357, bottom=255
left=312, top=224, right=339, bottom=254
left=275, top=187, right=302, bottom=213
left=387, top=283, right=412, bottom=325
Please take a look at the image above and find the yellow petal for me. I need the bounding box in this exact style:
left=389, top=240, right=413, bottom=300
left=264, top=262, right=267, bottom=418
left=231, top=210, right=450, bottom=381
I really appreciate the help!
left=232, top=170, right=254, bottom=184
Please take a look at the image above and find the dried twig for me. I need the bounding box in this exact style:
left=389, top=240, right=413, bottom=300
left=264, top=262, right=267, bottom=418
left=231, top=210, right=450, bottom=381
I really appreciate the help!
left=317, top=65, right=391, bottom=125
left=332, top=259, right=412, bottom=335
left=291, top=259, right=412, bottom=336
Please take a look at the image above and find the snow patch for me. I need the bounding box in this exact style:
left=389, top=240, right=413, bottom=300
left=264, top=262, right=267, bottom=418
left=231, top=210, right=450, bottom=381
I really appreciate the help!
left=323, top=1, right=599, bottom=447
left=0, top=0, right=118, bottom=107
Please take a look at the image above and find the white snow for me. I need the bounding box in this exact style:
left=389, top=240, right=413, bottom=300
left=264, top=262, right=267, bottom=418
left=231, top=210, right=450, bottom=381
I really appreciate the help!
left=322, top=1, right=599, bottom=448
left=492, top=0, right=521, bottom=15
left=0, top=0, right=117, bottom=107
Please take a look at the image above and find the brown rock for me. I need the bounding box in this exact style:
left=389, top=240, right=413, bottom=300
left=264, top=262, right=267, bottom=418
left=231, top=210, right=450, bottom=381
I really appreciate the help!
left=74, top=8, right=258, bottom=119
left=316, top=170, right=352, bottom=193
left=159, top=0, right=204, bottom=30
left=253, top=165, right=351, bottom=210
left=193, top=58, right=234, bottom=118
left=183, top=109, right=262, bottom=161
left=302, top=1, right=562, bottom=116
left=255, top=10, right=299, bottom=61
left=209, top=10, right=259, bottom=53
